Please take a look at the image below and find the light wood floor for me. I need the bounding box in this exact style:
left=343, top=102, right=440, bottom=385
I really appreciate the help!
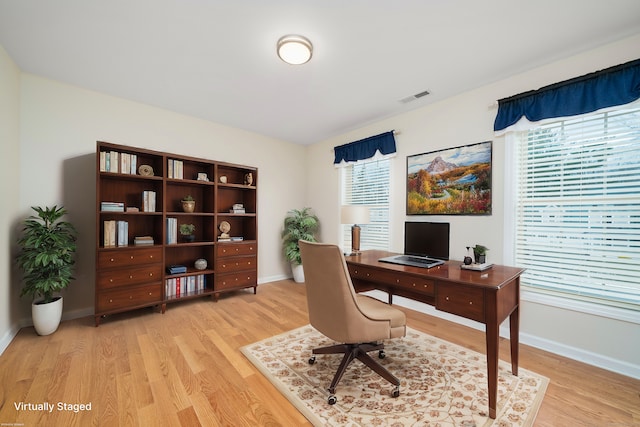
left=0, top=280, right=638, bottom=426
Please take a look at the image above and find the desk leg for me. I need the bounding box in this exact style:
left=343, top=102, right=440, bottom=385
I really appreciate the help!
left=485, top=321, right=499, bottom=419
left=510, top=305, right=520, bottom=376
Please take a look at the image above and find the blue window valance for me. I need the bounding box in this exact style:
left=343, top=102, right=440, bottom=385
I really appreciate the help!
left=494, top=58, right=640, bottom=132
left=334, top=131, right=396, bottom=165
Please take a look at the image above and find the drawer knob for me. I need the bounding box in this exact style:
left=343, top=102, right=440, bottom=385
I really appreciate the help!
left=129, top=296, right=133, bottom=299
left=222, top=264, right=226, bottom=268
left=423, top=284, right=428, bottom=288
left=149, top=292, right=152, bottom=295
left=149, top=273, right=153, bottom=277
left=412, top=283, right=416, bottom=287
left=109, top=299, right=113, bottom=303
left=130, top=256, right=134, bottom=260
left=110, top=258, right=115, bottom=262
left=236, top=262, right=239, bottom=266
left=150, top=255, right=154, bottom=259
left=446, top=296, right=450, bottom=301
left=396, top=279, right=400, bottom=283
left=469, top=301, right=473, bottom=305
left=129, top=275, right=133, bottom=279
left=109, top=279, right=113, bottom=283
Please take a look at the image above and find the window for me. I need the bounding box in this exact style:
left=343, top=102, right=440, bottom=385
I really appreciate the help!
left=341, top=158, right=391, bottom=250
left=513, top=105, right=640, bottom=311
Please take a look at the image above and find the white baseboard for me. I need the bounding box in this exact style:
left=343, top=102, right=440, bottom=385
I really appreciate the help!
left=365, top=291, right=640, bottom=380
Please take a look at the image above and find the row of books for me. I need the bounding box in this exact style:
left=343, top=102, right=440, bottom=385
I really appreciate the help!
left=168, top=159, right=184, bottom=179
left=100, top=151, right=138, bottom=174
left=103, top=220, right=129, bottom=247
left=165, top=275, right=207, bottom=298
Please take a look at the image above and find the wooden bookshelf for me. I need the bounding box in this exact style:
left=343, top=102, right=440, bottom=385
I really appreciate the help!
left=95, top=141, right=258, bottom=325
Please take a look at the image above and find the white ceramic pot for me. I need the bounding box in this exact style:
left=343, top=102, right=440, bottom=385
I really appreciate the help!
left=291, top=263, right=305, bottom=283
left=32, top=296, right=63, bottom=336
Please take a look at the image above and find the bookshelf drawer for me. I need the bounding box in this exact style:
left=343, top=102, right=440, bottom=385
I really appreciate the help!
left=215, top=256, right=256, bottom=273
left=215, top=271, right=257, bottom=291
left=96, top=285, right=161, bottom=312
left=98, top=247, right=162, bottom=268
left=97, top=264, right=163, bottom=289
left=216, top=242, right=256, bottom=258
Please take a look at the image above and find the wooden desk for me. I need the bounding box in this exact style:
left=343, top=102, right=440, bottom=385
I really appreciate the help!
left=345, top=250, right=524, bottom=419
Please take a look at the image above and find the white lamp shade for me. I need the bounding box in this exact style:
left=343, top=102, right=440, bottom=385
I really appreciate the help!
left=341, top=205, right=370, bottom=225
left=277, top=35, right=313, bottom=65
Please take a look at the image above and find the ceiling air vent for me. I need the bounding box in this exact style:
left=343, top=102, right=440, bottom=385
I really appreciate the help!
left=399, top=89, right=431, bottom=104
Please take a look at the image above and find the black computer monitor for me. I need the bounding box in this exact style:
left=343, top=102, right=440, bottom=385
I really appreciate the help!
left=404, top=221, right=450, bottom=260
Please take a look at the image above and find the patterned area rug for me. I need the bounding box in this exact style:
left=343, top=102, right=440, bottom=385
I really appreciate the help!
left=241, top=325, right=548, bottom=427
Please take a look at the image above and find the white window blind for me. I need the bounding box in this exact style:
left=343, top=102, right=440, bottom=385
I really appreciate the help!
left=341, top=158, right=390, bottom=250
left=515, top=105, right=640, bottom=310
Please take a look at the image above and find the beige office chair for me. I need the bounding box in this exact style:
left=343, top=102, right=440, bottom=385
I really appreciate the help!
left=299, top=240, right=406, bottom=405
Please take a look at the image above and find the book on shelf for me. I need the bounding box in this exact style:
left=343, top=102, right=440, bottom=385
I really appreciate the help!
left=134, top=236, right=154, bottom=246
left=168, top=159, right=184, bottom=179
left=101, top=201, right=125, bottom=212
left=103, top=220, right=128, bottom=247
left=230, top=203, right=245, bottom=213
left=142, top=190, right=156, bottom=212
left=166, top=218, right=177, bottom=244
left=167, top=265, right=187, bottom=274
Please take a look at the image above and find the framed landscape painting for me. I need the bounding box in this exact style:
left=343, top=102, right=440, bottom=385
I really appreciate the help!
left=407, top=141, right=492, bottom=215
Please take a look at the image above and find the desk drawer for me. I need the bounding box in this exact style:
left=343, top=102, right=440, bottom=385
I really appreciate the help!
left=348, top=265, right=435, bottom=296
left=437, top=284, right=485, bottom=322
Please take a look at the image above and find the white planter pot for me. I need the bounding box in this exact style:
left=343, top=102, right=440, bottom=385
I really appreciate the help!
left=291, top=263, right=305, bottom=283
left=32, top=296, right=63, bottom=336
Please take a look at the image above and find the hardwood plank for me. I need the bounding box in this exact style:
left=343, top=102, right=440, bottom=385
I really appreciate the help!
left=0, top=280, right=638, bottom=426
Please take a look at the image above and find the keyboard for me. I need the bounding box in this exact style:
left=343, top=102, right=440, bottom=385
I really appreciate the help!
left=378, top=254, right=445, bottom=269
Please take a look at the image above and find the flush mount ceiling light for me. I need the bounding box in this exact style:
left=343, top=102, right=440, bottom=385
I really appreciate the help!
left=277, top=34, right=313, bottom=65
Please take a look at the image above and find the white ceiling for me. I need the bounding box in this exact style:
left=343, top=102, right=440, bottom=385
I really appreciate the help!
left=1, top=1, right=639, bottom=145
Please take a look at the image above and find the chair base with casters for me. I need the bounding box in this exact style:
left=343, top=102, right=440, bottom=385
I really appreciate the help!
left=308, top=341, right=400, bottom=405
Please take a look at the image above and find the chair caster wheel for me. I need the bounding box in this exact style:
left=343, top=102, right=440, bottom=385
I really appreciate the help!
left=308, top=356, right=316, bottom=365
left=392, top=387, right=400, bottom=398
left=378, top=350, right=386, bottom=359
left=328, top=395, right=337, bottom=405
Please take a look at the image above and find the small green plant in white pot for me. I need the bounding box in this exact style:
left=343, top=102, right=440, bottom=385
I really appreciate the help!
left=282, top=207, right=319, bottom=283
left=16, top=206, right=77, bottom=335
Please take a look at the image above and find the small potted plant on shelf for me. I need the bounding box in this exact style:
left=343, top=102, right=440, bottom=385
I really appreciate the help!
left=16, top=206, right=77, bottom=335
left=179, top=223, right=196, bottom=242
left=473, top=244, right=489, bottom=264
left=282, top=207, right=319, bottom=283
left=181, top=195, right=195, bottom=213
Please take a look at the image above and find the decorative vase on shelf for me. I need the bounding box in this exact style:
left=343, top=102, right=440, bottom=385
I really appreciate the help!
left=182, top=200, right=195, bottom=213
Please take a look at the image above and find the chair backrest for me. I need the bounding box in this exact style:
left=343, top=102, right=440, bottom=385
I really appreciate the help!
left=299, top=240, right=382, bottom=343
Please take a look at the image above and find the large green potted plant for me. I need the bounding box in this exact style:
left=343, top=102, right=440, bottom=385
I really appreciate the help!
left=282, top=207, right=319, bottom=283
left=16, top=206, right=77, bottom=335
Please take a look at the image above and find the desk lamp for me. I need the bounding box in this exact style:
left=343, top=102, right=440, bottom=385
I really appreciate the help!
left=341, top=205, right=370, bottom=255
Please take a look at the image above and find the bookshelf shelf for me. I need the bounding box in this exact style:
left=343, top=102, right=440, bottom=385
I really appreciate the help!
left=95, top=141, right=258, bottom=326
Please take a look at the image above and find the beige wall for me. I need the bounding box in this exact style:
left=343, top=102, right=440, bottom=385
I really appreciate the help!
left=306, top=34, right=640, bottom=377
left=12, top=74, right=306, bottom=327
left=0, top=45, right=21, bottom=352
